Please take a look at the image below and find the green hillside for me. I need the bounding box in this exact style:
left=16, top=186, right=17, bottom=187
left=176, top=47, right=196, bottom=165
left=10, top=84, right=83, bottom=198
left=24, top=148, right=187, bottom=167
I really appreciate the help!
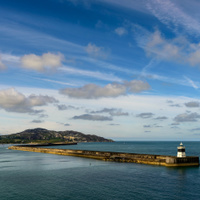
left=0, top=128, right=113, bottom=144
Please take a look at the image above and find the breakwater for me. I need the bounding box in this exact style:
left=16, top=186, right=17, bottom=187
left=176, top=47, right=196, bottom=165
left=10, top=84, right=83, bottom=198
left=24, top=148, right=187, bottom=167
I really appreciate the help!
left=8, top=146, right=199, bottom=167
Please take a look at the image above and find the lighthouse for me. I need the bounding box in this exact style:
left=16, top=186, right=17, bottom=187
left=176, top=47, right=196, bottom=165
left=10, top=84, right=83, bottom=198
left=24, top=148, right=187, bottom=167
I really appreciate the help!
left=177, top=142, right=186, bottom=157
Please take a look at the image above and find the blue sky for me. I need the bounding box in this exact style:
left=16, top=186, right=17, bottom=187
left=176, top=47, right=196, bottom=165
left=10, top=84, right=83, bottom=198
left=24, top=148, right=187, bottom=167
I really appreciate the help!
left=1, top=0, right=200, bottom=140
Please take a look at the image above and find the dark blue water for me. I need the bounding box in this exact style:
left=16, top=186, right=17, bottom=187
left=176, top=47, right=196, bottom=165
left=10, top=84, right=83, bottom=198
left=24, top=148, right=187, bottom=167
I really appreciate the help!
left=1, top=142, right=200, bottom=200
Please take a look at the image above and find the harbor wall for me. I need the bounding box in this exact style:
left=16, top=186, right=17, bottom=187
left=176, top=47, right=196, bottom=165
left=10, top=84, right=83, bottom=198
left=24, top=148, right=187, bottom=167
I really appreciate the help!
left=8, top=146, right=199, bottom=167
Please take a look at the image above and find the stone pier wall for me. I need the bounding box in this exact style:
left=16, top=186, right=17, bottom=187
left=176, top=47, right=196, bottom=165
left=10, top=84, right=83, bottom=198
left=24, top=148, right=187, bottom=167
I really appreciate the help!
left=8, top=146, right=199, bottom=167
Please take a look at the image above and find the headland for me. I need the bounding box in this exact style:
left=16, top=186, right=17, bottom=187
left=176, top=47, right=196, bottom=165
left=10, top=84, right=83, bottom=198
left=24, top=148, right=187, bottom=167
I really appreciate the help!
left=0, top=128, right=113, bottom=144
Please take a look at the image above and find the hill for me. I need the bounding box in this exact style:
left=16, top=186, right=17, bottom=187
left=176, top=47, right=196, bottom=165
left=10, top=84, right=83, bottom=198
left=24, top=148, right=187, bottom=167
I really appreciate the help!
left=0, top=128, right=114, bottom=144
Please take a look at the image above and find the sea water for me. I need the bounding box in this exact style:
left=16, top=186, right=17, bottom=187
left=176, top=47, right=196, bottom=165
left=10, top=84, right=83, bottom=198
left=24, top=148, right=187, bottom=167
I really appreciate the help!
left=1, top=142, right=200, bottom=200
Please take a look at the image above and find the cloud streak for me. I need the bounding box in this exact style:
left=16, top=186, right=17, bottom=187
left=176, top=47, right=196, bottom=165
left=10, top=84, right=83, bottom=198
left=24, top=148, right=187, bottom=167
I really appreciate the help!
left=59, top=65, right=122, bottom=82
left=184, top=76, right=199, bottom=89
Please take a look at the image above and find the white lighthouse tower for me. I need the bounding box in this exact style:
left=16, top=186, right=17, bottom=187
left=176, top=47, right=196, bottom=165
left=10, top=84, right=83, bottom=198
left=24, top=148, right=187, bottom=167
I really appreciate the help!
left=177, top=142, right=186, bottom=157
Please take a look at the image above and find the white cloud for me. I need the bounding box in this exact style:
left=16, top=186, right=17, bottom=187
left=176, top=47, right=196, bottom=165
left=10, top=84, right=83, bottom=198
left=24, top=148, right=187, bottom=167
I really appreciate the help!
left=72, top=114, right=112, bottom=121
left=115, top=27, right=127, bottom=36
left=154, top=116, right=168, bottom=120
left=0, top=88, right=58, bottom=113
left=185, top=101, right=200, bottom=108
left=188, top=49, right=200, bottom=66
left=91, top=108, right=129, bottom=116
left=174, top=112, right=200, bottom=122
left=145, top=30, right=181, bottom=61
left=125, top=80, right=150, bottom=93
left=60, top=80, right=150, bottom=99
left=136, top=112, right=154, bottom=118
left=28, top=94, right=58, bottom=106
left=20, top=52, right=64, bottom=72
left=0, top=56, right=6, bottom=70
left=57, top=104, right=79, bottom=110
left=31, top=120, right=44, bottom=123
left=144, top=125, right=151, bottom=128
left=85, top=43, right=109, bottom=59
left=60, top=83, right=126, bottom=99
left=171, top=122, right=180, bottom=126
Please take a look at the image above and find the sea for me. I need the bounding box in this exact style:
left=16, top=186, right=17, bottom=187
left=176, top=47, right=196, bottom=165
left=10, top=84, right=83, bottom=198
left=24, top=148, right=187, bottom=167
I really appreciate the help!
left=1, top=141, right=200, bottom=200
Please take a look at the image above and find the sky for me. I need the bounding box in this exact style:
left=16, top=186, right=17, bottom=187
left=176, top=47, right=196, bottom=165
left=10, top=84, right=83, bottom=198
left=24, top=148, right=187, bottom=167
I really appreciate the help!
left=1, top=0, right=200, bottom=140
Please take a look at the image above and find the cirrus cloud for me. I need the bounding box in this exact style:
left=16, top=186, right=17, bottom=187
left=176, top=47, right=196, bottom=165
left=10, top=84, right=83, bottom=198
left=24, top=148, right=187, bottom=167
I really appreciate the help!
left=146, top=0, right=200, bottom=36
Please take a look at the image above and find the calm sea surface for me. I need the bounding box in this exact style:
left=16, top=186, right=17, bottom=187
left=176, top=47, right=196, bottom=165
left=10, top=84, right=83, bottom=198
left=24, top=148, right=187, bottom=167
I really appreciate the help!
left=1, top=142, right=200, bottom=200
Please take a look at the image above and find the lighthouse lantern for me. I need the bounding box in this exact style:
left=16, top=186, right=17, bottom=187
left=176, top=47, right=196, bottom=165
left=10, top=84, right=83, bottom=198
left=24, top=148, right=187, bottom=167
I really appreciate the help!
left=177, top=142, right=186, bottom=157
